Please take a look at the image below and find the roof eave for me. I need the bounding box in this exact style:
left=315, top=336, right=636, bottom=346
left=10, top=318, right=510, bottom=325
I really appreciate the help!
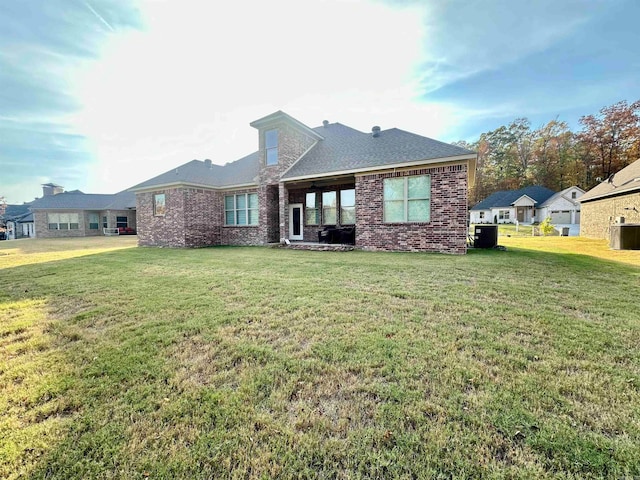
left=130, top=181, right=258, bottom=193
left=281, top=153, right=477, bottom=182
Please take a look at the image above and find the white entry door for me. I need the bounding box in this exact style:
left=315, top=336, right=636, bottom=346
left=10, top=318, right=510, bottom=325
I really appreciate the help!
left=289, top=203, right=304, bottom=240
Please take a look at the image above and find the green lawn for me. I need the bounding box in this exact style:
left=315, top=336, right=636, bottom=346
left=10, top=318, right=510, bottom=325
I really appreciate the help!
left=1, top=237, right=639, bottom=479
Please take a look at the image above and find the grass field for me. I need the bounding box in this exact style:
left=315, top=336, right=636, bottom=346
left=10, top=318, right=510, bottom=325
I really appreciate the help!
left=1, top=237, right=639, bottom=478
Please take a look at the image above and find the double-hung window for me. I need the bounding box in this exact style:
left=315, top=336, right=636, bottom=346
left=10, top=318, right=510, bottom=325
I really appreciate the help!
left=340, top=189, right=355, bottom=225
left=116, top=216, right=128, bottom=228
left=322, top=191, right=337, bottom=225
left=265, top=130, right=278, bottom=166
left=225, top=193, right=258, bottom=226
left=305, top=192, right=319, bottom=225
left=498, top=210, right=510, bottom=220
left=383, top=175, right=430, bottom=222
left=88, top=213, right=99, bottom=230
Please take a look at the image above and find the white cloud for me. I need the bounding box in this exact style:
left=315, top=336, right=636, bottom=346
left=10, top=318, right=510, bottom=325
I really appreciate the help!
left=65, top=0, right=467, bottom=194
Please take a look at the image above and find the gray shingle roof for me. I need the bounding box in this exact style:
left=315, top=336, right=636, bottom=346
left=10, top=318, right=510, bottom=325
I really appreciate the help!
left=580, top=158, right=640, bottom=202
left=282, top=123, right=475, bottom=179
left=129, top=116, right=475, bottom=191
left=30, top=189, right=136, bottom=210
left=129, top=152, right=259, bottom=191
left=471, top=186, right=556, bottom=210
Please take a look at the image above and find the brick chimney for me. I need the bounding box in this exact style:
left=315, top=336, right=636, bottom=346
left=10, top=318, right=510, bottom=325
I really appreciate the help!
left=42, top=183, right=64, bottom=196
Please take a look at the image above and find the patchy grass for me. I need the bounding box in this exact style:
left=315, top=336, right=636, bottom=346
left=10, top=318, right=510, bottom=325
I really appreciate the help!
left=1, top=237, right=639, bottom=478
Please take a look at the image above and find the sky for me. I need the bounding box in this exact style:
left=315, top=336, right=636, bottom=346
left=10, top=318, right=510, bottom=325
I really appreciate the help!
left=1, top=0, right=638, bottom=204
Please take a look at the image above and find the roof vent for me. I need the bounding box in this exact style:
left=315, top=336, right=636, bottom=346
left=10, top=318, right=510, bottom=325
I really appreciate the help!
left=323, top=120, right=329, bottom=127
left=372, top=126, right=381, bottom=137
left=204, top=159, right=212, bottom=169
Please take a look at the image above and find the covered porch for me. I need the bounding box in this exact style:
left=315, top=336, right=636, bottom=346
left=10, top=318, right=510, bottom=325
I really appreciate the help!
left=279, top=175, right=357, bottom=245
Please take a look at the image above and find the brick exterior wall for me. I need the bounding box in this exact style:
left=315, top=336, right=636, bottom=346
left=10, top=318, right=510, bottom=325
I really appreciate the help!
left=580, top=191, right=640, bottom=239
left=255, top=120, right=317, bottom=242
left=220, top=188, right=262, bottom=245
left=355, top=164, right=469, bottom=254
left=137, top=189, right=187, bottom=247
left=33, top=209, right=137, bottom=239
left=33, top=210, right=87, bottom=238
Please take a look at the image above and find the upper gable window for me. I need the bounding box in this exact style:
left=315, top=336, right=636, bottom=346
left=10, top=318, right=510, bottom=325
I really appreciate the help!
left=265, top=129, right=278, bottom=166
left=571, top=191, right=577, bottom=199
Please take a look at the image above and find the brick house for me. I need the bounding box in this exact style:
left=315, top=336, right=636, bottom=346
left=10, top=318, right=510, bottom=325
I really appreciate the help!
left=29, top=184, right=137, bottom=238
left=580, top=158, right=640, bottom=239
left=131, top=111, right=477, bottom=254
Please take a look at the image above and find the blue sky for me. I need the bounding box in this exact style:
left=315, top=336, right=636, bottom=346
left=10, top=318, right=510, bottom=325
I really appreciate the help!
left=1, top=0, right=638, bottom=204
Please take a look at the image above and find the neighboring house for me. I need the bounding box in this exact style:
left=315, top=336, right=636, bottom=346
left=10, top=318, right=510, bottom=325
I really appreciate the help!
left=470, top=185, right=584, bottom=230
left=130, top=111, right=477, bottom=254
left=30, top=184, right=136, bottom=238
left=1, top=203, right=34, bottom=239
left=580, top=158, right=640, bottom=239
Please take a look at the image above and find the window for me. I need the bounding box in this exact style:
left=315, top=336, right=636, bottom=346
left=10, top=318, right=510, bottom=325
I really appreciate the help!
left=571, top=191, right=577, bottom=199
left=103, top=216, right=108, bottom=229
left=265, top=129, right=278, bottom=166
left=89, top=213, right=99, bottom=230
left=154, top=194, right=166, bottom=216
left=383, top=175, right=430, bottom=223
left=498, top=210, right=510, bottom=220
left=479, top=211, right=485, bottom=220
left=340, top=189, right=355, bottom=224
left=305, top=192, right=319, bottom=225
left=48, top=213, right=79, bottom=230
left=322, top=191, right=337, bottom=224
left=116, top=216, right=128, bottom=228
left=225, top=193, right=258, bottom=226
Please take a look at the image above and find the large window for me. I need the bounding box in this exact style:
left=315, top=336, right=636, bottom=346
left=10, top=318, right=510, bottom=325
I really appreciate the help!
left=498, top=210, right=510, bottom=220
left=322, top=191, right=337, bottom=225
left=265, top=129, right=278, bottom=166
left=383, top=175, right=430, bottom=223
left=154, top=194, right=166, bottom=216
left=116, top=216, right=128, bottom=228
left=48, top=213, right=79, bottom=230
left=340, top=189, right=355, bottom=225
left=88, top=213, right=99, bottom=230
left=305, top=192, right=319, bottom=225
left=225, top=193, right=258, bottom=226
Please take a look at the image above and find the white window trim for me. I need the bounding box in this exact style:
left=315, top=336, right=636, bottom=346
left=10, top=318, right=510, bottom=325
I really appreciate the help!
left=383, top=175, right=431, bottom=223
left=225, top=193, right=259, bottom=226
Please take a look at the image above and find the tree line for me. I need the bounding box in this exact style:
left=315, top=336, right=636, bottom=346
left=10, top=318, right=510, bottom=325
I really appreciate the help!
left=453, top=100, right=640, bottom=206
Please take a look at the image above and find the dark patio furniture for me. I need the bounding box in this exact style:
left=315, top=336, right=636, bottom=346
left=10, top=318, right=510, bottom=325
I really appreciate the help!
left=318, top=226, right=355, bottom=245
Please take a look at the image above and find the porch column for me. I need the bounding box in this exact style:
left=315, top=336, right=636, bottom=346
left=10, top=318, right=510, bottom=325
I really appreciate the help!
left=279, top=182, right=289, bottom=241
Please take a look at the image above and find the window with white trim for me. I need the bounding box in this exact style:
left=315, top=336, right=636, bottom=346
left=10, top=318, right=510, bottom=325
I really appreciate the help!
left=340, top=189, right=355, bottom=225
left=383, top=175, right=430, bottom=223
left=116, top=216, right=128, bottom=228
left=479, top=211, right=485, bottom=220
left=153, top=194, right=166, bottom=216
left=322, top=191, right=337, bottom=225
left=48, top=213, right=79, bottom=230
left=498, top=210, right=510, bottom=220
left=305, top=192, right=319, bottom=225
left=225, top=193, right=258, bottom=226
left=88, top=213, right=99, bottom=230
left=265, top=129, right=278, bottom=166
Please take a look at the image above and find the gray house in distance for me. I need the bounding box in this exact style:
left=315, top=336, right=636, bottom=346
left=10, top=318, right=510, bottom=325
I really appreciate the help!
left=29, top=184, right=136, bottom=238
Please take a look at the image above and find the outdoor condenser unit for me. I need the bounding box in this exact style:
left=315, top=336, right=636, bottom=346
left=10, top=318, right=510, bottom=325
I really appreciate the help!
left=474, top=225, right=498, bottom=249
left=610, top=224, right=640, bottom=250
